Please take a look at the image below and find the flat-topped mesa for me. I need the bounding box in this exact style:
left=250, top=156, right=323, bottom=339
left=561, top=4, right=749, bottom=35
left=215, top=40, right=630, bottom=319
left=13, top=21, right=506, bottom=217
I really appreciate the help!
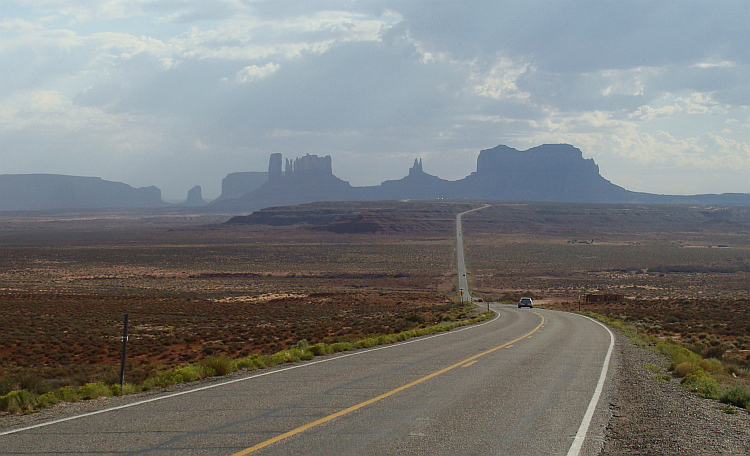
left=476, top=144, right=599, bottom=176
left=219, top=172, right=268, bottom=200
left=458, top=143, right=626, bottom=203
left=284, top=154, right=333, bottom=179
left=0, top=174, right=164, bottom=211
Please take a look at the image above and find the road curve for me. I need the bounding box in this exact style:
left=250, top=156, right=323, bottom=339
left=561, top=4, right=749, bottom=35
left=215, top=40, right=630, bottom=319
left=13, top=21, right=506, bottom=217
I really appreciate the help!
left=2, top=308, right=613, bottom=456
left=2, top=208, right=614, bottom=455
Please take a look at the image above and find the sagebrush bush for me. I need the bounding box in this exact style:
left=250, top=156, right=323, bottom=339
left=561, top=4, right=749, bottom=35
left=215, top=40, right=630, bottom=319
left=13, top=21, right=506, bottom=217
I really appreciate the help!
left=0, top=390, right=36, bottom=413
left=199, top=356, right=237, bottom=376
left=657, top=343, right=703, bottom=371
left=681, top=370, right=723, bottom=400
left=77, top=382, right=113, bottom=400
left=236, top=355, right=266, bottom=370
left=35, top=391, right=59, bottom=408
left=720, top=385, right=750, bottom=409
left=308, top=343, right=331, bottom=356
left=674, top=361, right=695, bottom=377
left=56, top=386, right=79, bottom=402
left=698, top=358, right=724, bottom=375
left=330, top=342, right=355, bottom=353
left=265, top=350, right=298, bottom=367
left=140, top=365, right=215, bottom=391
left=355, top=338, right=378, bottom=349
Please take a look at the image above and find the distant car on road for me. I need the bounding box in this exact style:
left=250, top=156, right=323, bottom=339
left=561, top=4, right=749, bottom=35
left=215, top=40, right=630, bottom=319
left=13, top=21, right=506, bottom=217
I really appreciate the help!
left=518, top=297, right=533, bottom=308
left=476, top=298, right=484, bottom=303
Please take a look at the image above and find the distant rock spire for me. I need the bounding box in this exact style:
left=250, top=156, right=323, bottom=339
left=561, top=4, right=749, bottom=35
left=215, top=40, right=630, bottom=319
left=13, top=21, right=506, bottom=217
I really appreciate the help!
left=183, top=185, right=207, bottom=206
left=408, top=158, right=424, bottom=177
left=268, top=153, right=282, bottom=181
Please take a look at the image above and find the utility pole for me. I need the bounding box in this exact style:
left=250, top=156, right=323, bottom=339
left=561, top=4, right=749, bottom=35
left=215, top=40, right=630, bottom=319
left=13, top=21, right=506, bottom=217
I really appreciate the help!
left=119, top=314, right=129, bottom=390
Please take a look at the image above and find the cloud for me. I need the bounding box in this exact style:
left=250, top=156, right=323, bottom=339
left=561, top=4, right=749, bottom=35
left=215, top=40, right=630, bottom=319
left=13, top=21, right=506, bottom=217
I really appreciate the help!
left=234, top=62, right=280, bottom=83
left=2, top=0, right=750, bottom=198
left=14, top=0, right=149, bottom=22
left=472, top=57, right=531, bottom=101
left=629, top=93, right=723, bottom=121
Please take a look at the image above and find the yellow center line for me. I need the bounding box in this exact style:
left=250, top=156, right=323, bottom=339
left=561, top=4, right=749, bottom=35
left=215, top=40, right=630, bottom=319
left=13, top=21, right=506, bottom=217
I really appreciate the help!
left=462, top=361, right=478, bottom=368
left=230, top=312, right=546, bottom=455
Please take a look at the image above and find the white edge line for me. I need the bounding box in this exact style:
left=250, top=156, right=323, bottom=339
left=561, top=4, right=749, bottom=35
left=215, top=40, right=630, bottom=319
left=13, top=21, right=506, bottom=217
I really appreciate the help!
left=566, top=313, right=615, bottom=456
left=0, top=309, right=501, bottom=437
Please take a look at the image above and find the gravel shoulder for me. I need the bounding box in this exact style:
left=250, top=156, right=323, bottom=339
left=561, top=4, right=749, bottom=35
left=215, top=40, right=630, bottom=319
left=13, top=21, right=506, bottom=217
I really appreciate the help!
left=601, top=330, right=750, bottom=455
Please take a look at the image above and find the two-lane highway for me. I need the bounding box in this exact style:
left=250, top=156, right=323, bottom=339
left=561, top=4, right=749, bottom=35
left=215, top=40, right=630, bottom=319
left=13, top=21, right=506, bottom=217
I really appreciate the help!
left=2, top=308, right=613, bottom=455
left=1, top=208, right=615, bottom=455
left=456, top=205, right=490, bottom=302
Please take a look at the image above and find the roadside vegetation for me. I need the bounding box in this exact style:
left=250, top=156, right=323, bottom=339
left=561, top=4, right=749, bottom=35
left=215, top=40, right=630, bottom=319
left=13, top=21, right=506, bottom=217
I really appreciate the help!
left=580, top=310, right=750, bottom=414
left=4, top=201, right=750, bottom=418
left=0, top=304, right=492, bottom=415
left=458, top=203, right=750, bottom=415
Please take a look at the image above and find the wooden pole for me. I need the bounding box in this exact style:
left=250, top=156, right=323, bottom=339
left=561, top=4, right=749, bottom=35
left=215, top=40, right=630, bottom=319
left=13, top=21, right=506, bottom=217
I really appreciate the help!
left=119, top=314, right=129, bottom=390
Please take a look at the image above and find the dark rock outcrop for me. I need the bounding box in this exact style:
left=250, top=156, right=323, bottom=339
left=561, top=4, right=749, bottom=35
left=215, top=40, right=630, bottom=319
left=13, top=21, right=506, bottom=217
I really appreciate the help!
left=377, top=158, right=451, bottom=200
left=212, top=144, right=750, bottom=213
left=285, top=154, right=333, bottom=179
left=181, top=185, right=207, bottom=206
left=215, top=172, right=268, bottom=201
left=454, top=144, right=632, bottom=202
left=0, top=174, right=164, bottom=211
left=268, top=153, right=283, bottom=182
left=226, top=201, right=469, bottom=234
left=211, top=154, right=354, bottom=212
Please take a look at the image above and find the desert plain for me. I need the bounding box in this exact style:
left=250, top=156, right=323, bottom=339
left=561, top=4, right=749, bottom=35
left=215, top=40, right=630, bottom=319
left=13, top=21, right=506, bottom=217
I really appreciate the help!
left=1, top=201, right=749, bottom=402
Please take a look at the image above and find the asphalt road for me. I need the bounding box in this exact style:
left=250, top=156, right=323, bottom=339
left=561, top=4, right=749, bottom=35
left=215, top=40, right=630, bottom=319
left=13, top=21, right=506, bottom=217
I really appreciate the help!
left=2, top=207, right=615, bottom=455
left=455, top=205, right=489, bottom=302
left=2, top=307, right=614, bottom=456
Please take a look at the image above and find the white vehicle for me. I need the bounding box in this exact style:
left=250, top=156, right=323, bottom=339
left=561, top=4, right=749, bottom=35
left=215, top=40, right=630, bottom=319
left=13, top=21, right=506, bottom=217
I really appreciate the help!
left=518, top=297, right=533, bottom=308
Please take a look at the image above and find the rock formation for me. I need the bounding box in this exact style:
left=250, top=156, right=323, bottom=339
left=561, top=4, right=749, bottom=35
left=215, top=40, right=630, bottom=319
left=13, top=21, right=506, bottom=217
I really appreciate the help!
left=212, top=144, right=750, bottom=214
left=182, top=185, right=207, bottom=206
left=9, top=144, right=739, bottom=213
left=0, top=174, right=164, bottom=211
left=215, top=172, right=268, bottom=201
left=284, top=154, right=333, bottom=179
left=377, top=157, right=451, bottom=200
left=268, top=153, right=283, bottom=182
left=210, top=153, right=353, bottom=212
left=454, top=144, right=633, bottom=202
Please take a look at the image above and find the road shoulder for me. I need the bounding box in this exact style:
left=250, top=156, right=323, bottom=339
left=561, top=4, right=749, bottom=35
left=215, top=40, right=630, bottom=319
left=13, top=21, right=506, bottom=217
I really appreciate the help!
left=601, top=330, right=750, bottom=455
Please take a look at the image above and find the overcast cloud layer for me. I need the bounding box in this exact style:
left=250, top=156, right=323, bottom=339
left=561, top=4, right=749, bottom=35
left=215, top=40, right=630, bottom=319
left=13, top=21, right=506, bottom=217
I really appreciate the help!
left=1, top=0, right=749, bottom=200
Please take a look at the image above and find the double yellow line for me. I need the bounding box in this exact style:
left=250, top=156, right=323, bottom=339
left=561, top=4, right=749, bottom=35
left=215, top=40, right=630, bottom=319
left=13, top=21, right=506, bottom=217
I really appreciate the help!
left=231, top=312, right=546, bottom=455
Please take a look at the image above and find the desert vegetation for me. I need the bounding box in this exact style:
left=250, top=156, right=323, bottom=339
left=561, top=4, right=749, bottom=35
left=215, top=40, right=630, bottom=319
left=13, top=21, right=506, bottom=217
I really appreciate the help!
left=0, top=206, right=475, bottom=415
left=460, top=203, right=750, bottom=411
left=574, top=310, right=750, bottom=414
left=0, top=305, right=491, bottom=415
left=2, top=201, right=750, bottom=415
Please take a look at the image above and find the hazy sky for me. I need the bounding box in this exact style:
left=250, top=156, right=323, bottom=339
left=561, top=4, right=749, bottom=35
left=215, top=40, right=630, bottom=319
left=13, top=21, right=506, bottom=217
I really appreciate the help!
left=2, top=1, right=749, bottom=200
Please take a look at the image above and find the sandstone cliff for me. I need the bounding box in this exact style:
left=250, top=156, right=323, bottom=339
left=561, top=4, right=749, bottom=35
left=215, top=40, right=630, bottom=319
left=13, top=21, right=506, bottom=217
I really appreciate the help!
left=0, top=174, right=164, bottom=211
left=211, top=144, right=750, bottom=214
left=181, top=185, right=207, bottom=206
left=454, top=144, right=633, bottom=202
left=215, top=172, right=268, bottom=201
